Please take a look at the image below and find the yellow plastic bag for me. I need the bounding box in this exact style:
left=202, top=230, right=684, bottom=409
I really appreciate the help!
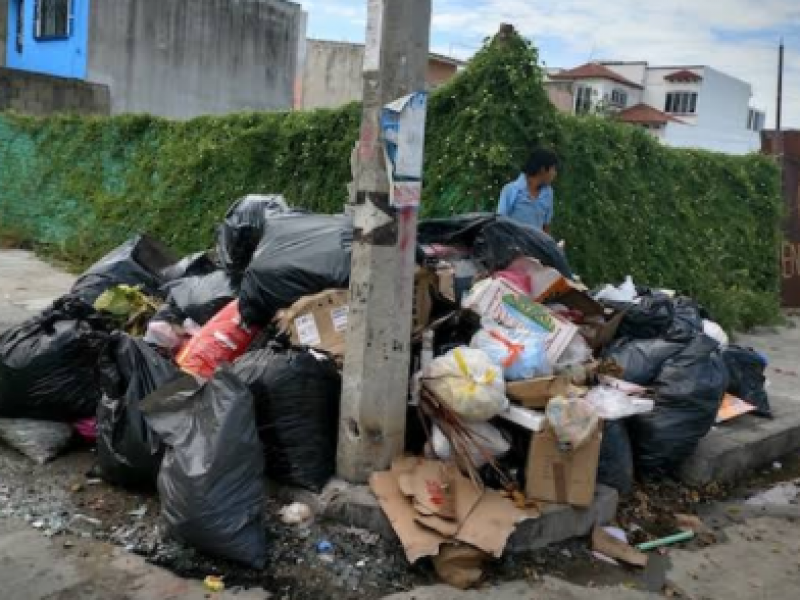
left=423, top=348, right=508, bottom=421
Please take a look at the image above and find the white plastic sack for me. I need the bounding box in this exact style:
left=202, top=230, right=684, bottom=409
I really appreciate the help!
left=431, top=422, right=511, bottom=467
left=470, top=321, right=550, bottom=381
left=0, top=418, right=73, bottom=465
left=586, top=386, right=654, bottom=420
left=554, top=334, right=593, bottom=370
left=546, top=396, right=600, bottom=450
left=594, top=276, right=637, bottom=303
left=702, top=319, right=729, bottom=346
left=423, top=348, right=509, bottom=421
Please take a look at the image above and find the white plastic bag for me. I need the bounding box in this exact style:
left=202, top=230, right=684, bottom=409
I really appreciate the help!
left=0, top=419, right=74, bottom=465
left=470, top=321, right=550, bottom=381
left=545, top=397, right=600, bottom=450
left=554, top=334, right=593, bottom=370
left=431, top=422, right=511, bottom=467
left=702, top=319, right=729, bottom=346
left=594, top=276, right=637, bottom=303
left=423, top=348, right=509, bottom=421
left=586, top=386, right=654, bottom=420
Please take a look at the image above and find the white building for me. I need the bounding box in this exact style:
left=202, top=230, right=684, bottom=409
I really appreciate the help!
left=546, top=61, right=766, bottom=155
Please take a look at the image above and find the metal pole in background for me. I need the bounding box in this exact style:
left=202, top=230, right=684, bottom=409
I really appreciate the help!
left=337, top=0, right=432, bottom=483
left=777, top=38, right=785, bottom=170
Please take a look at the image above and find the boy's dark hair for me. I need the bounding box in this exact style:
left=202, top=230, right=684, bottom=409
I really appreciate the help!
left=522, top=148, right=559, bottom=176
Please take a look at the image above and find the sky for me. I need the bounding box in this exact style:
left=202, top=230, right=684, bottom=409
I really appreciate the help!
left=302, top=0, right=800, bottom=129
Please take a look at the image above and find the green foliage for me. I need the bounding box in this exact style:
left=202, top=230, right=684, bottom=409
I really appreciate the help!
left=0, top=29, right=783, bottom=331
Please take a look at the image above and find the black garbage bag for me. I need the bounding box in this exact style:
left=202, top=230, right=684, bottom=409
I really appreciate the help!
left=418, top=213, right=498, bottom=246
left=665, top=296, right=706, bottom=342
left=96, top=333, right=179, bottom=488
left=628, top=335, right=728, bottom=479
left=614, top=295, right=675, bottom=340
left=605, top=338, right=687, bottom=385
left=597, top=420, right=634, bottom=496
left=161, top=252, right=218, bottom=283
left=239, top=214, right=353, bottom=326
left=162, top=270, right=238, bottom=326
left=0, top=418, right=74, bottom=465
left=71, top=235, right=178, bottom=304
left=0, top=296, right=113, bottom=421
left=233, top=348, right=341, bottom=491
left=217, top=194, right=293, bottom=276
left=723, top=345, right=771, bottom=417
left=143, top=367, right=266, bottom=569
left=473, top=217, right=573, bottom=278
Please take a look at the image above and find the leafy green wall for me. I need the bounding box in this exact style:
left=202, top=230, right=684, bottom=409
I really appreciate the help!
left=0, top=32, right=783, bottom=330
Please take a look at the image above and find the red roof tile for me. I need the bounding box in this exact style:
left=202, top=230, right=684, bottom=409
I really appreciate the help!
left=549, top=63, right=644, bottom=89
left=617, top=103, right=685, bottom=125
left=664, top=69, right=703, bottom=83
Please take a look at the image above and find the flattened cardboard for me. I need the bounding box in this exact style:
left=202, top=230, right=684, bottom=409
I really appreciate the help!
left=455, top=489, right=532, bottom=558
left=716, top=393, right=756, bottom=423
left=415, top=514, right=460, bottom=537
left=410, top=460, right=457, bottom=520
left=506, top=376, right=572, bottom=409
left=591, top=525, right=648, bottom=567
left=369, top=471, right=445, bottom=563
left=526, top=424, right=602, bottom=508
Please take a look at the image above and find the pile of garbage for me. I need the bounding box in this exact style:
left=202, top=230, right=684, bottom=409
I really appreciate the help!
left=0, top=202, right=772, bottom=587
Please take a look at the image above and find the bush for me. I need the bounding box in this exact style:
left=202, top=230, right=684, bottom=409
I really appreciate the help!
left=0, top=29, right=782, bottom=331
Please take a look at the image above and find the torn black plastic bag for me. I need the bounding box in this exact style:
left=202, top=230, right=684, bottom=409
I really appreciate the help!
left=613, top=295, right=675, bottom=340
left=665, top=297, right=706, bottom=342
left=597, top=420, right=634, bottom=496
left=628, top=335, right=728, bottom=479
left=605, top=338, right=687, bottom=385
left=162, top=270, right=238, bottom=326
left=417, top=213, right=498, bottom=246
left=473, top=217, right=573, bottom=278
left=723, top=345, right=771, bottom=417
left=233, top=348, right=341, bottom=491
left=161, top=252, right=218, bottom=283
left=71, top=235, right=178, bottom=304
left=143, top=368, right=267, bottom=569
left=239, top=214, right=353, bottom=326
left=96, top=333, right=179, bottom=488
left=0, top=296, right=112, bottom=421
left=216, top=194, right=292, bottom=276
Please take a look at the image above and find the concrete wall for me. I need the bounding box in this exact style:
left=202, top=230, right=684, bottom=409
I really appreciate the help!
left=87, top=0, right=305, bottom=118
left=6, top=0, right=90, bottom=79
left=0, top=0, right=7, bottom=67
left=544, top=81, right=574, bottom=113
left=0, top=66, right=109, bottom=115
left=300, top=39, right=460, bottom=110
left=301, top=40, right=364, bottom=111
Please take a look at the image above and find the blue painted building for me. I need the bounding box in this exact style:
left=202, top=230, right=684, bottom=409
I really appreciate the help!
left=5, top=0, right=89, bottom=79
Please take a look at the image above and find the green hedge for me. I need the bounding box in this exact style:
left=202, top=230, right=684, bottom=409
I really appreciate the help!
left=0, top=31, right=783, bottom=330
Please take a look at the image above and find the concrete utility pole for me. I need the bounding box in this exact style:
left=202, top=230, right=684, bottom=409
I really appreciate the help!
left=338, top=0, right=432, bottom=483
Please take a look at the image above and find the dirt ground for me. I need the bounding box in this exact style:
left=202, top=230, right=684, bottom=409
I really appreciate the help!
left=2, top=440, right=799, bottom=599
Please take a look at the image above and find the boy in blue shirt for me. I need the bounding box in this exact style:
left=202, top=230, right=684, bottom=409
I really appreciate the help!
left=497, top=149, right=559, bottom=235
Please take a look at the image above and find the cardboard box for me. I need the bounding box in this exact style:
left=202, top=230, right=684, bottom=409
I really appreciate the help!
left=506, top=376, right=572, bottom=409
left=525, top=423, right=602, bottom=508
left=580, top=311, right=626, bottom=351
left=414, top=267, right=436, bottom=333
left=279, top=290, right=350, bottom=356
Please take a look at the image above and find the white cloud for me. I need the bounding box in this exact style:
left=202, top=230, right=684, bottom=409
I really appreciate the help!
left=430, top=0, right=800, bottom=127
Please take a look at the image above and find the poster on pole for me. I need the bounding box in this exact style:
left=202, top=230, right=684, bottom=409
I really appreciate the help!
left=381, top=92, right=428, bottom=208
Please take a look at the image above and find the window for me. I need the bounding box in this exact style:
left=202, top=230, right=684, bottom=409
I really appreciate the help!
left=15, top=0, right=25, bottom=53
left=665, top=91, right=698, bottom=115
left=610, top=88, right=628, bottom=108
left=748, top=109, right=766, bottom=132
left=575, top=85, right=593, bottom=115
left=34, top=0, right=72, bottom=40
